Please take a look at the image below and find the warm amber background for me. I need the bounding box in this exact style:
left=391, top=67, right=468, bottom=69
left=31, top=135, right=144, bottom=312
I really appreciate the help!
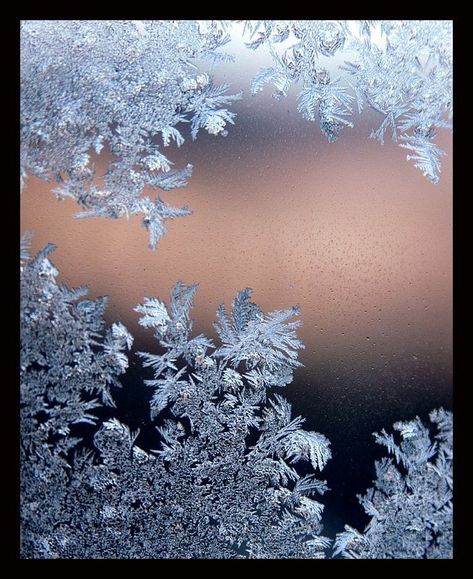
left=20, top=73, right=452, bottom=532
left=20, top=106, right=452, bottom=398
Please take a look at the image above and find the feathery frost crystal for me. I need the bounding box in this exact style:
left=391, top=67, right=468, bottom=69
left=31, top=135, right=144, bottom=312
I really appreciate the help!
left=20, top=19, right=453, bottom=559
left=243, top=20, right=452, bottom=183
left=21, top=241, right=332, bottom=558
left=334, top=409, right=453, bottom=559
left=21, top=20, right=241, bottom=248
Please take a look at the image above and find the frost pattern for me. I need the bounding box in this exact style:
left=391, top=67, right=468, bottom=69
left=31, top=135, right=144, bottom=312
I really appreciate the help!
left=243, top=20, right=452, bottom=183
left=20, top=235, right=453, bottom=558
left=333, top=409, right=453, bottom=559
left=21, top=19, right=452, bottom=251
left=20, top=20, right=241, bottom=248
left=20, top=19, right=453, bottom=560
left=20, top=242, right=332, bottom=558
left=20, top=234, right=133, bottom=557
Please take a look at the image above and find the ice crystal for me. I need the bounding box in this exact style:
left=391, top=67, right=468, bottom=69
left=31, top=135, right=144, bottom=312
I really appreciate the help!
left=244, top=20, right=452, bottom=183
left=333, top=409, right=453, bottom=559
left=19, top=18, right=453, bottom=561
left=19, top=234, right=453, bottom=559
left=20, top=20, right=241, bottom=248
left=20, top=244, right=332, bottom=558
left=20, top=235, right=133, bottom=557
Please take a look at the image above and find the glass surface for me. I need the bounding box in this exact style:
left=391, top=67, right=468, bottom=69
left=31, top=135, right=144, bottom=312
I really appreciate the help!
left=20, top=21, right=453, bottom=557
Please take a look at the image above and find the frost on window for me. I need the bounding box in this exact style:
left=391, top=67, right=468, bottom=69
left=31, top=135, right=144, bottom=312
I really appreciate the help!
left=20, top=20, right=241, bottom=248
left=21, top=245, right=332, bottom=558
left=244, top=20, right=452, bottom=183
left=20, top=237, right=453, bottom=558
left=333, top=409, right=453, bottom=559
left=20, top=19, right=453, bottom=560
left=20, top=233, right=133, bottom=557
left=21, top=20, right=452, bottom=250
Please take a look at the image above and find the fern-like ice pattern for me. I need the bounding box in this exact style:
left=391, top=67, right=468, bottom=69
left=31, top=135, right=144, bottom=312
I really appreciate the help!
left=20, top=233, right=133, bottom=557
left=20, top=240, right=332, bottom=558
left=334, top=409, right=453, bottom=559
left=20, top=19, right=453, bottom=560
left=243, top=20, right=452, bottom=183
left=20, top=20, right=241, bottom=248
left=21, top=21, right=452, bottom=252
left=20, top=236, right=453, bottom=558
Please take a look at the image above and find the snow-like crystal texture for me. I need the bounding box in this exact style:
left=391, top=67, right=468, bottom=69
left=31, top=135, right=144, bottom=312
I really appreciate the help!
left=20, top=20, right=241, bottom=248
left=244, top=20, right=452, bottom=183
left=334, top=409, right=452, bottom=559
left=21, top=240, right=332, bottom=558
